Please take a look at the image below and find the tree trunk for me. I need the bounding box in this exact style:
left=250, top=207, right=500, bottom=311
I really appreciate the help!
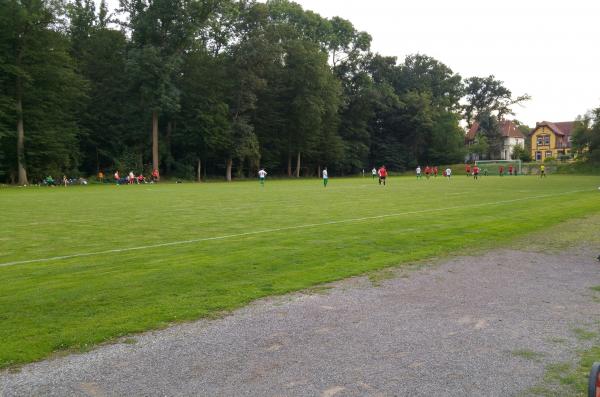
left=166, top=120, right=172, bottom=175
left=287, top=153, right=292, bottom=177
left=226, top=158, right=232, bottom=181
left=152, top=110, right=159, bottom=180
left=197, top=159, right=202, bottom=183
left=236, top=158, right=244, bottom=178
left=295, top=151, right=301, bottom=178
left=16, top=75, right=28, bottom=185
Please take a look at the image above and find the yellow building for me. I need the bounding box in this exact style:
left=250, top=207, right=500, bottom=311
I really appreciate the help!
left=530, top=121, right=575, bottom=161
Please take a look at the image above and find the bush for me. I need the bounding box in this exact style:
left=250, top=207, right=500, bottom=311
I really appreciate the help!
left=558, top=154, right=572, bottom=162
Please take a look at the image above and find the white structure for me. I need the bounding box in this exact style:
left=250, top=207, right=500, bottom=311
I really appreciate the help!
left=466, top=120, right=526, bottom=160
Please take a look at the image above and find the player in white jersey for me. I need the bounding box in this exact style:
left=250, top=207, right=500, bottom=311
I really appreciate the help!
left=445, top=168, right=452, bottom=180
left=323, top=167, right=328, bottom=188
left=258, top=168, right=267, bottom=186
left=416, top=166, right=422, bottom=179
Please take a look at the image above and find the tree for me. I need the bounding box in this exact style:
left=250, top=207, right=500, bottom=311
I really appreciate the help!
left=468, top=133, right=489, bottom=161
left=476, top=112, right=502, bottom=159
left=463, top=75, right=530, bottom=127
left=177, top=49, right=230, bottom=181
left=0, top=0, right=86, bottom=184
left=66, top=0, right=135, bottom=175
left=572, top=108, right=600, bottom=163
left=77, top=28, right=133, bottom=174
left=428, top=112, right=466, bottom=164
left=511, top=143, right=531, bottom=162
left=121, top=0, right=214, bottom=178
left=366, top=53, right=465, bottom=169
left=282, top=39, right=341, bottom=177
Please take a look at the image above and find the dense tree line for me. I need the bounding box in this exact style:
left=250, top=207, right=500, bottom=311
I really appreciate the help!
left=0, top=0, right=531, bottom=184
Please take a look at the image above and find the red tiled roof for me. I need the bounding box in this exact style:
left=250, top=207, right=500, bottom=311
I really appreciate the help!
left=498, top=120, right=526, bottom=139
left=466, top=122, right=479, bottom=140
left=466, top=120, right=525, bottom=141
left=535, top=121, right=576, bottom=137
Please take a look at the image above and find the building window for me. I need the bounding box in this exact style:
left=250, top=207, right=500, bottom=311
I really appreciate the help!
left=545, top=151, right=552, bottom=158
left=537, top=135, right=550, bottom=146
left=536, top=151, right=542, bottom=161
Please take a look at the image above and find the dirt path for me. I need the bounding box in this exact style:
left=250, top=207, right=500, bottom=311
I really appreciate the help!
left=1, top=247, right=599, bottom=396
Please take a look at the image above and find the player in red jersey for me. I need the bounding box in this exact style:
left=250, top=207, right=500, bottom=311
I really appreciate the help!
left=378, top=165, right=388, bottom=186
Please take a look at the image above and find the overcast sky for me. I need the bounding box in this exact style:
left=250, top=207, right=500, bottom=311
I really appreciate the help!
left=102, top=0, right=600, bottom=126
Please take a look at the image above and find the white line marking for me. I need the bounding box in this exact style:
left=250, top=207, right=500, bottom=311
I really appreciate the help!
left=0, top=189, right=592, bottom=268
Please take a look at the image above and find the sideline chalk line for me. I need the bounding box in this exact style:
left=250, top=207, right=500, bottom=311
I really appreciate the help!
left=0, top=189, right=592, bottom=268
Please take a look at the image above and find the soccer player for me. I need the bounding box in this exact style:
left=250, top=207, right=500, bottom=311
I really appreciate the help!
left=258, top=168, right=267, bottom=186
left=416, top=165, right=422, bottom=179
left=433, top=166, right=438, bottom=178
left=378, top=165, right=388, bottom=186
left=499, top=165, right=504, bottom=176
left=114, top=170, right=120, bottom=185
left=425, top=166, right=431, bottom=179
left=466, top=163, right=471, bottom=177
left=445, top=167, right=452, bottom=180
left=509, top=165, right=513, bottom=176
left=540, top=164, right=546, bottom=178
left=128, top=171, right=135, bottom=185
left=323, top=167, right=329, bottom=187
left=372, top=167, right=377, bottom=180
left=152, top=169, right=159, bottom=183
left=473, top=165, right=480, bottom=180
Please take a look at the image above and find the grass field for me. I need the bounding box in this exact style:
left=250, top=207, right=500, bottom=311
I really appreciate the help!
left=1, top=175, right=599, bottom=368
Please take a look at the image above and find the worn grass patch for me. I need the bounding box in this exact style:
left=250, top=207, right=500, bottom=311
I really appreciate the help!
left=514, top=212, right=600, bottom=254
left=368, top=268, right=397, bottom=286
left=573, top=328, right=597, bottom=341
left=1, top=175, right=599, bottom=368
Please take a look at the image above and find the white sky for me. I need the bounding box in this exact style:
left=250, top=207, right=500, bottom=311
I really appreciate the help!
left=102, top=0, right=600, bottom=126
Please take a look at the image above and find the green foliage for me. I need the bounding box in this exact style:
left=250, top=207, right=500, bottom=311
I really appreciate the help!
left=572, top=108, right=600, bottom=163
left=468, top=133, right=489, bottom=159
left=0, top=0, right=87, bottom=182
left=0, top=0, right=543, bottom=182
left=463, top=75, right=530, bottom=126
left=512, top=143, right=531, bottom=162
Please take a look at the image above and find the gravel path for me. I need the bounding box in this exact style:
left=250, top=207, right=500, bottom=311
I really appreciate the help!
left=2, top=248, right=599, bottom=396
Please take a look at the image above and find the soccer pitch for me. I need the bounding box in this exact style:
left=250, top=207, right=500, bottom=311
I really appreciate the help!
left=1, top=175, right=599, bottom=368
